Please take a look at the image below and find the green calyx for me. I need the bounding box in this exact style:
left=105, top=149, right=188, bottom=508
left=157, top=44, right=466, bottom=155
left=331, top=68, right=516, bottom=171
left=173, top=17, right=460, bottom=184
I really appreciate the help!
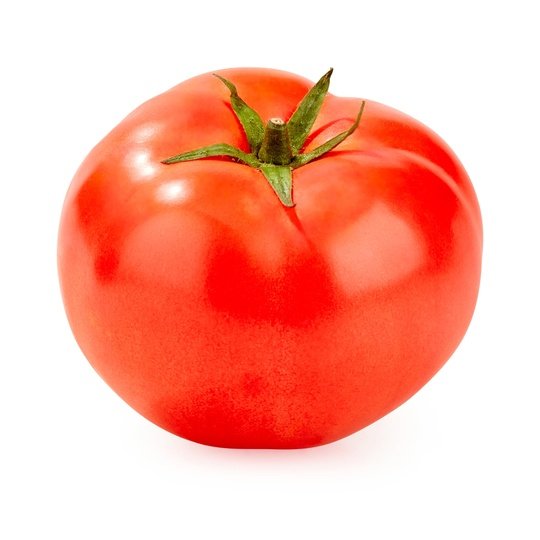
left=162, top=69, right=366, bottom=207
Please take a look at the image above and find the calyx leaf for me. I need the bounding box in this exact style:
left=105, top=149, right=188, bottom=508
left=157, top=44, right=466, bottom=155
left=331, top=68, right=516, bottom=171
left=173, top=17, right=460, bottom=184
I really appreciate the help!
left=287, top=68, right=333, bottom=154
left=292, top=101, right=366, bottom=168
left=213, top=75, right=265, bottom=153
left=260, top=165, right=294, bottom=207
left=162, top=142, right=259, bottom=168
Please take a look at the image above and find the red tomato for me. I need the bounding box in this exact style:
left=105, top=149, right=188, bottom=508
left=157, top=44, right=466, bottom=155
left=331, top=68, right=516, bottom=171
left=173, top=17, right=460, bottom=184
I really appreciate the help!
left=58, top=68, right=482, bottom=449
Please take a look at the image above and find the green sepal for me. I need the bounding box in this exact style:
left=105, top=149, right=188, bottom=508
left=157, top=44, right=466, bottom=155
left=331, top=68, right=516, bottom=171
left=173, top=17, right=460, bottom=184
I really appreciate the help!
left=161, top=142, right=259, bottom=168
left=214, top=74, right=265, bottom=153
left=259, top=164, right=294, bottom=207
left=287, top=68, right=333, bottom=154
left=292, top=101, right=366, bottom=168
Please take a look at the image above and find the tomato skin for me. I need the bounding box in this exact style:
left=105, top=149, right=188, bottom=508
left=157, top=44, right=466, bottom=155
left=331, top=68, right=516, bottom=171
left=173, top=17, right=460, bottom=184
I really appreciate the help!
left=58, top=68, right=482, bottom=448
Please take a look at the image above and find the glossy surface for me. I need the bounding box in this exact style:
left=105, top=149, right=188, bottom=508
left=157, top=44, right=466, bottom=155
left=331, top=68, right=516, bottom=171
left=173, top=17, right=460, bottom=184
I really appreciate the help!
left=58, top=68, right=482, bottom=448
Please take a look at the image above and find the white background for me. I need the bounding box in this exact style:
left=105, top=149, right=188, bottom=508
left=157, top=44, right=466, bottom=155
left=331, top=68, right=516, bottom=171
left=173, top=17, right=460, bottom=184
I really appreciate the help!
left=1, top=1, right=539, bottom=538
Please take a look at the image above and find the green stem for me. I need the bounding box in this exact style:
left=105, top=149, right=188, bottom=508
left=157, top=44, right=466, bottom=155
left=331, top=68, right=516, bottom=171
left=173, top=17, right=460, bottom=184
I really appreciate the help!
left=162, top=69, right=366, bottom=207
left=257, top=118, right=293, bottom=166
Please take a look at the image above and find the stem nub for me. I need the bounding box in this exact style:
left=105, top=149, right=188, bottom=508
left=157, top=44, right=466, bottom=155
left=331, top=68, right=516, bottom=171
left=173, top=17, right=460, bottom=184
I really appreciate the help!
left=257, top=118, right=293, bottom=166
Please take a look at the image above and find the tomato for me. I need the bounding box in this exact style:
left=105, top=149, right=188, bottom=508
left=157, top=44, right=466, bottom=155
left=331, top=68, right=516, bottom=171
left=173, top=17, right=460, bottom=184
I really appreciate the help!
left=58, top=68, right=482, bottom=449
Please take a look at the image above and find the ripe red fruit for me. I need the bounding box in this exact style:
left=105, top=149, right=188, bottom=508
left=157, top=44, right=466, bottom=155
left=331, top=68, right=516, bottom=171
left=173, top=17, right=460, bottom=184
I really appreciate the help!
left=58, top=68, right=482, bottom=448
